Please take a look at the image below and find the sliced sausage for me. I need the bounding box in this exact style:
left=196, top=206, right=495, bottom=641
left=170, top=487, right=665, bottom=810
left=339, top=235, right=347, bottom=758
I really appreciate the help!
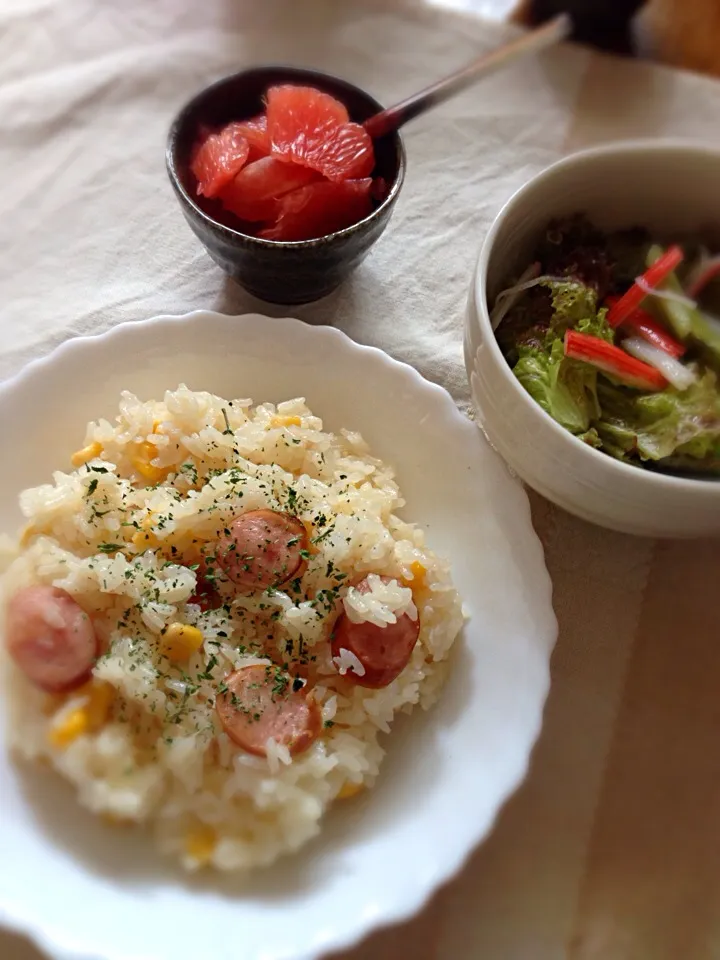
left=331, top=577, right=420, bottom=688
left=216, top=509, right=308, bottom=592
left=5, top=585, right=98, bottom=693
left=187, top=560, right=221, bottom=612
left=216, top=663, right=321, bottom=757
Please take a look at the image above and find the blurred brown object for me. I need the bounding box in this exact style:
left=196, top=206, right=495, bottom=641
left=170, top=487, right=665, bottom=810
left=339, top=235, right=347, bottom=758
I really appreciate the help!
left=513, top=0, right=720, bottom=77
left=512, top=0, right=647, bottom=53
left=636, top=0, right=720, bottom=77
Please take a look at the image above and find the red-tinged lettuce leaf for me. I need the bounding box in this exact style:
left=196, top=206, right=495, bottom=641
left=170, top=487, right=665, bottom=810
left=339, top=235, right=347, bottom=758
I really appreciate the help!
left=499, top=278, right=603, bottom=365
left=537, top=214, right=613, bottom=298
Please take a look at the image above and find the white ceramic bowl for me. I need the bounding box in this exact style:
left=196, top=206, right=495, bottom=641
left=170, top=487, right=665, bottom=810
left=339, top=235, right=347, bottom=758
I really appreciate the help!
left=0, top=312, right=556, bottom=960
left=465, top=140, right=720, bottom=539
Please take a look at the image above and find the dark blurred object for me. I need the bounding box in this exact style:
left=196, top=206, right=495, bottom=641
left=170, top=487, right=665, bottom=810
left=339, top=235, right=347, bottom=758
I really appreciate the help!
left=515, top=0, right=720, bottom=77
left=514, top=0, right=647, bottom=54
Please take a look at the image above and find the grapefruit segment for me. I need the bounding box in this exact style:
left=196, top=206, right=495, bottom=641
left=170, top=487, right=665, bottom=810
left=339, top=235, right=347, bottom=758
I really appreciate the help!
left=236, top=114, right=270, bottom=162
left=259, top=178, right=373, bottom=242
left=190, top=122, right=250, bottom=198
left=266, top=85, right=349, bottom=149
left=190, top=85, right=382, bottom=240
left=267, top=85, right=375, bottom=181
left=312, top=122, right=375, bottom=181
left=219, top=156, right=319, bottom=222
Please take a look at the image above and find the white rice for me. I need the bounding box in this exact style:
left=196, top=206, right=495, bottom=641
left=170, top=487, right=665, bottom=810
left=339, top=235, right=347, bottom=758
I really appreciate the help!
left=1, top=386, right=464, bottom=871
left=332, top=647, right=367, bottom=678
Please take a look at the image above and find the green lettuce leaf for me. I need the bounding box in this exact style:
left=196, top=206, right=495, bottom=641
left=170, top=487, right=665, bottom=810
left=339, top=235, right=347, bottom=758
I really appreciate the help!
left=544, top=281, right=598, bottom=342
left=504, top=234, right=720, bottom=475
left=576, top=307, right=614, bottom=343
left=513, top=337, right=602, bottom=434
left=576, top=426, right=604, bottom=449
left=508, top=279, right=612, bottom=435
left=594, top=369, right=720, bottom=465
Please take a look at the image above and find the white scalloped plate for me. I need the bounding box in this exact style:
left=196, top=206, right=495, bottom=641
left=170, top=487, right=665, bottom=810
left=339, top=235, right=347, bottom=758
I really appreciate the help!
left=0, top=312, right=556, bottom=960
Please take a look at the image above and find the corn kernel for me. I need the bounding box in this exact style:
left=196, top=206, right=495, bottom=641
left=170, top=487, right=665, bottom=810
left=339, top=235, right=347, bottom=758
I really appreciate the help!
left=271, top=415, right=302, bottom=428
left=132, top=528, right=160, bottom=550
left=410, top=560, right=426, bottom=578
left=48, top=708, right=89, bottom=748
left=337, top=781, right=364, bottom=800
left=160, top=622, right=204, bottom=662
left=82, top=680, right=114, bottom=728
left=168, top=532, right=203, bottom=556
left=401, top=560, right=427, bottom=590
left=132, top=515, right=160, bottom=551
left=185, top=824, right=216, bottom=865
left=132, top=441, right=169, bottom=484
left=71, top=441, right=103, bottom=468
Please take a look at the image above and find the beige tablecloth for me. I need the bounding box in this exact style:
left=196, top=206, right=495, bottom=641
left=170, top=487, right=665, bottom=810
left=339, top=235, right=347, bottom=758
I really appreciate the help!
left=2, top=1, right=720, bottom=958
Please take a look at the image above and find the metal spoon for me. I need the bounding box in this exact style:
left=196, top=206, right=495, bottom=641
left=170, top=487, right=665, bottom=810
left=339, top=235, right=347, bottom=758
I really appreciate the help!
left=364, top=14, right=572, bottom=139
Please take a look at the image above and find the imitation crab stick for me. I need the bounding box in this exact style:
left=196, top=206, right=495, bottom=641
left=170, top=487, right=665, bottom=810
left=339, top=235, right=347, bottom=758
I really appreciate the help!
left=564, top=330, right=667, bottom=391
left=607, top=245, right=684, bottom=328
left=605, top=297, right=685, bottom=357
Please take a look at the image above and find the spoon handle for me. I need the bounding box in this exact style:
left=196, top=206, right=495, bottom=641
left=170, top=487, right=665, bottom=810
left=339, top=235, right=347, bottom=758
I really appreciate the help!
left=364, top=14, right=572, bottom=139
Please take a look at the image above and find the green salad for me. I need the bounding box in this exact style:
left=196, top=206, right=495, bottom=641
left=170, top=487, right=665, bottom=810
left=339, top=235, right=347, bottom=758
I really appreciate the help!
left=493, top=215, right=720, bottom=477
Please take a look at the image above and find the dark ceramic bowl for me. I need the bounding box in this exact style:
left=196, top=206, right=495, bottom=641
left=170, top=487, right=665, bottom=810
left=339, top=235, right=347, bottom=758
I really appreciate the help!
left=166, top=66, right=406, bottom=305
